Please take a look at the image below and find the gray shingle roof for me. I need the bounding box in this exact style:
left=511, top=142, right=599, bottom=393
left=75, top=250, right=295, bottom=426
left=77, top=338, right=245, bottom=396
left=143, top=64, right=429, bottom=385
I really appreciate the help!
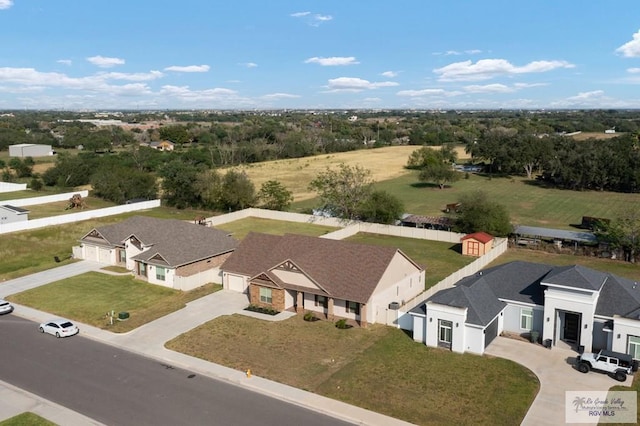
left=221, top=232, right=423, bottom=303
left=542, top=264, right=607, bottom=291
left=596, top=275, right=640, bottom=318
left=430, top=280, right=506, bottom=326
left=83, top=216, right=238, bottom=268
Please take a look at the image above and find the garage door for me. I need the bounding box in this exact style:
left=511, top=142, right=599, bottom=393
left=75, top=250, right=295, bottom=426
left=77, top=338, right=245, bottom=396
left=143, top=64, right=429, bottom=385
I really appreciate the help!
left=484, top=317, right=499, bottom=348
left=84, top=245, right=97, bottom=261
left=227, top=274, right=247, bottom=293
left=98, top=248, right=111, bottom=264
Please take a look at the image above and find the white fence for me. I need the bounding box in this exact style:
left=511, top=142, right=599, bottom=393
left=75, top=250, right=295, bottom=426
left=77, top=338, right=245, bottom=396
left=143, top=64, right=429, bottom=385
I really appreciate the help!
left=0, top=182, right=27, bottom=193
left=0, top=200, right=161, bottom=234
left=2, top=190, right=89, bottom=207
left=173, top=268, right=223, bottom=291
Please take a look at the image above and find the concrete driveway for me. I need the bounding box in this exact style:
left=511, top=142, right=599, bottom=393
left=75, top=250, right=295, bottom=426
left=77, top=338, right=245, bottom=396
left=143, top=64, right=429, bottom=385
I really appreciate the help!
left=485, top=336, right=624, bottom=426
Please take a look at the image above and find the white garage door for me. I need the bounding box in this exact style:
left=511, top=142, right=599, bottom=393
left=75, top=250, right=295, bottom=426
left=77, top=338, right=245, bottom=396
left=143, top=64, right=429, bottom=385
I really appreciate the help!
left=98, top=248, right=111, bottom=264
left=227, top=274, right=247, bottom=293
left=84, top=245, right=97, bottom=261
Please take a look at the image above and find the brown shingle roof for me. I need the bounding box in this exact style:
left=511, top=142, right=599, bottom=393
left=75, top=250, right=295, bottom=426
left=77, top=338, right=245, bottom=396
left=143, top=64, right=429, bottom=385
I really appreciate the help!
left=221, top=232, right=423, bottom=303
left=82, top=216, right=238, bottom=268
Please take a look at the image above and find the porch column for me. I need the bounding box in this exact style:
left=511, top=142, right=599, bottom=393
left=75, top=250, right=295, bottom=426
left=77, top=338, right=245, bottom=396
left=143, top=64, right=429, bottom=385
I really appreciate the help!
left=328, top=298, right=334, bottom=321
left=296, top=291, right=304, bottom=313
left=360, top=303, right=368, bottom=328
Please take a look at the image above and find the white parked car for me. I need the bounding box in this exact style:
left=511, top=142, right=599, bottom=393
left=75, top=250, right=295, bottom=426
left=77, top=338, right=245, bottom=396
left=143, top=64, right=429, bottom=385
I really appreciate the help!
left=39, top=319, right=79, bottom=338
left=0, top=299, right=14, bottom=315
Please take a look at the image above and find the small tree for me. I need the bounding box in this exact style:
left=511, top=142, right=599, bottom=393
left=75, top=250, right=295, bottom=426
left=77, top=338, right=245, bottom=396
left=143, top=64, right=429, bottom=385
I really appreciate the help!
left=597, top=210, right=640, bottom=262
left=258, top=180, right=293, bottom=211
left=29, top=177, right=43, bottom=191
left=357, top=190, right=404, bottom=224
left=220, top=170, right=256, bottom=211
left=308, top=163, right=373, bottom=220
left=418, top=163, right=460, bottom=189
left=454, top=191, right=512, bottom=237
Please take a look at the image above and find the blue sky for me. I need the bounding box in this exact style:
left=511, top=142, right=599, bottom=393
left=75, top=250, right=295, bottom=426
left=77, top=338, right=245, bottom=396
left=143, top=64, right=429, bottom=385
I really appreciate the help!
left=1, top=1, right=640, bottom=110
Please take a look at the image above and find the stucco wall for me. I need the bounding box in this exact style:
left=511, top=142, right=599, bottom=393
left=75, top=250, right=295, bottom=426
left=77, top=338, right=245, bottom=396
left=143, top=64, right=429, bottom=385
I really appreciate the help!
left=424, top=302, right=467, bottom=353
left=611, top=316, right=640, bottom=356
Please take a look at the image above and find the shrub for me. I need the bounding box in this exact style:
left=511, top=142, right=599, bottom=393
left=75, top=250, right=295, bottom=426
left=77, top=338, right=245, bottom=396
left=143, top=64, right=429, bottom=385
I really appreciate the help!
left=335, top=318, right=350, bottom=329
left=245, top=304, right=279, bottom=316
left=303, top=311, right=316, bottom=322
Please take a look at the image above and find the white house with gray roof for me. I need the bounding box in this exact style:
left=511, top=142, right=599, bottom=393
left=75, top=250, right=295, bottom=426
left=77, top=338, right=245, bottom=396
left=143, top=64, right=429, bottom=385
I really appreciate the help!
left=410, top=261, right=640, bottom=359
left=78, top=216, right=238, bottom=290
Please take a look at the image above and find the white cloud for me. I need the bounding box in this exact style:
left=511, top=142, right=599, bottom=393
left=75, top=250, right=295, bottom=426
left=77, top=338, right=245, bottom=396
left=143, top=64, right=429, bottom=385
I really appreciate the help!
left=628, top=68, right=640, bottom=74
left=434, top=59, right=575, bottom=81
left=158, top=85, right=253, bottom=106
left=0, top=0, right=13, bottom=10
left=57, top=59, right=72, bottom=66
left=240, top=62, right=258, bottom=68
left=291, top=11, right=333, bottom=26
left=326, top=77, right=398, bottom=92
left=98, top=71, right=163, bottom=81
left=464, top=84, right=513, bottom=93
left=567, top=90, right=604, bottom=101
left=262, top=93, right=301, bottom=100
left=87, top=55, right=125, bottom=68
left=381, top=71, right=398, bottom=78
left=433, top=49, right=482, bottom=56
left=397, top=88, right=447, bottom=97
left=616, top=30, right=640, bottom=57
left=305, top=56, right=359, bottom=66
left=465, top=49, right=482, bottom=55
left=164, top=65, right=210, bottom=72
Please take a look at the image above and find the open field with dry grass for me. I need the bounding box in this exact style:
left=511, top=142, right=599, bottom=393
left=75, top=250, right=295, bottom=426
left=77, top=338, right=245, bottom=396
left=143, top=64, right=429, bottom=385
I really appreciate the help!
left=228, top=145, right=470, bottom=202
left=569, top=131, right=624, bottom=141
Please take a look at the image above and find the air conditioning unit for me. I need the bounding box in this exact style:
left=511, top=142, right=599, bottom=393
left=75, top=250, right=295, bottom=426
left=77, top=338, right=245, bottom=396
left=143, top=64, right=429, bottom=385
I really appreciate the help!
left=388, top=302, right=400, bottom=310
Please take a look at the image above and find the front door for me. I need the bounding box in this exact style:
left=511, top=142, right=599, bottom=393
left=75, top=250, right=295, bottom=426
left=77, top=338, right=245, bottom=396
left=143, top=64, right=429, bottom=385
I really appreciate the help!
left=564, top=312, right=580, bottom=342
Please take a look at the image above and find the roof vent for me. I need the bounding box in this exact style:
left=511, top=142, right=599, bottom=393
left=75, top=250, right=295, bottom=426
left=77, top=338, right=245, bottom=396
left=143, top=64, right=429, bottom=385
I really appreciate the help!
left=478, top=271, right=483, bottom=276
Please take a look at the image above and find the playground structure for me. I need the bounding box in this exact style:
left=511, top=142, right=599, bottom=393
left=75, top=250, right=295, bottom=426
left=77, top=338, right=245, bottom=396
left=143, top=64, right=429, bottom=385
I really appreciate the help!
left=65, top=193, right=88, bottom=210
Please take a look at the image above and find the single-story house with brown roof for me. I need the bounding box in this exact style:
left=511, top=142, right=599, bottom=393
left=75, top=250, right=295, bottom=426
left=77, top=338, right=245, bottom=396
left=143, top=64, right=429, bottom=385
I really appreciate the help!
left=78, top=216, right=238, bottom=290
left=220, top=232, right=425, bottom=326
left=461, top=232, right=494, bottom=256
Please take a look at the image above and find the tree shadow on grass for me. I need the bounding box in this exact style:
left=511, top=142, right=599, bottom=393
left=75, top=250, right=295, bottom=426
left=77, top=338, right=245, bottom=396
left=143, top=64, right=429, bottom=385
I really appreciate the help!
left=410, top=182, right=439, bottom=189
left=448, top=243, right=462, bottom=254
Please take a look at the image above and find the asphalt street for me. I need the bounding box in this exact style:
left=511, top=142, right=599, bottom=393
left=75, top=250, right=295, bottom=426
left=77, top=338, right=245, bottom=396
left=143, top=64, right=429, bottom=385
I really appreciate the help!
left=0, top=315, right=350, bottom=426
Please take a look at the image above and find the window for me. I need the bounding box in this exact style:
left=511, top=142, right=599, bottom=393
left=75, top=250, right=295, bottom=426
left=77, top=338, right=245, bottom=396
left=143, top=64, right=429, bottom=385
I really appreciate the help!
left=315, top=295, right=328, bottom=308
left=346, top=301, right=360, bottom=315
left=118, top=249, right=126, bottom=263
left=156, top=266, right=166, bottom=281
left=438, top=320, right=453, bottom=343
left=520, top=308, right=533, bottom=330
left=139, top=262, right=147, bottom=277
left=259, top=287, right=272, bottom=304
left=629, top=336, right=640, bottom=360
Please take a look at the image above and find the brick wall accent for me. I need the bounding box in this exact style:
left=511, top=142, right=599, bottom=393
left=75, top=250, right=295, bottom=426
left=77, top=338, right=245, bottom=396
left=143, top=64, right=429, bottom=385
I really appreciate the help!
left=249, top=284, right=285, bottom=311
left=176, top=252, right=233, bottom=277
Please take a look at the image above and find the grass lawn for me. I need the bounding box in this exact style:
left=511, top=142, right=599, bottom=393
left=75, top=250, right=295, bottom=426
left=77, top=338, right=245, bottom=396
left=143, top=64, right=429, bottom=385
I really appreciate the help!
left=605, top=373, right=640, bottom=425
left=6, top=272, right=220, bottom=332
left=345, top=233, right=475, bottom=289
left=216, top=217, right=338, bottom=240
left=166, top=315, right=538, bottom=426
left=0, top=206, right=217, bottom=281
left=25, top=196, right=117, bottom=219
left=0, top=412, right=56, bottom=426
left=489, top=247, right=640, bottom=282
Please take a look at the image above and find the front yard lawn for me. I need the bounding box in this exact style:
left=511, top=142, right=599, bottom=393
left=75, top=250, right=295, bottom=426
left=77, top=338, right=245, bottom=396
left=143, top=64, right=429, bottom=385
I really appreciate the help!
left=166, top=315, right=538, bottom=425
left=6, top=272, right=220, bottom=332
left=346, top=233, right=476, bottom=289
left=216, top=217, right=338, bottom=240
left=0, top=412, right=56, bottom=426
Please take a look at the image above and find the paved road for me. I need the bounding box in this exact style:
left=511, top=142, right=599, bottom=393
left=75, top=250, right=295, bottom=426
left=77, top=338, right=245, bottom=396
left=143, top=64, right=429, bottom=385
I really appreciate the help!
left=0, top=316, right=350, bottom=426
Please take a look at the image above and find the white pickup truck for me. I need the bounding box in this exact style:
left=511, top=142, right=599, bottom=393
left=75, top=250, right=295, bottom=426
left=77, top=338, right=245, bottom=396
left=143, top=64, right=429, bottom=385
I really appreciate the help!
left=576, top=349, right=638, bottom=382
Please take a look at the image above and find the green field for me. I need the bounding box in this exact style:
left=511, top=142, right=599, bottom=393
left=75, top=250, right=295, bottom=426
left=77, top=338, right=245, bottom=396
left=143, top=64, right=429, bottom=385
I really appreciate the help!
left=216, top=217, right=338, bottom=240
left=293, top=171, right=640, bottom=230
left=346, top=233, right=475, bottom=289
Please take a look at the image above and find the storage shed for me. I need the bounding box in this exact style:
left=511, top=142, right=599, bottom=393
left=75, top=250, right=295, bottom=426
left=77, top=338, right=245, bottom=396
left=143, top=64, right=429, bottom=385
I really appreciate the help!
left=9, top=144, right=54, bottom=158
left=461, top=232, right=494, bottom=256
left=0, top=205, right=29, bottom=224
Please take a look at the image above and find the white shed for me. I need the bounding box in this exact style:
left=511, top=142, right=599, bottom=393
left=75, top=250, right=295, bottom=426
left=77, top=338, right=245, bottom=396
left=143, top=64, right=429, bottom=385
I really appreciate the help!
left=9, top=144, right=54, bottom=158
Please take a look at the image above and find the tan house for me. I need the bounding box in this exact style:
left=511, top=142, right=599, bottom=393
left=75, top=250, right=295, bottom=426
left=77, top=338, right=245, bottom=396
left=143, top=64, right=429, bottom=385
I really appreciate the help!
left=220, top=232, right=425, bottom=326
left=461, top=232, right=494, bottom=257
left=78, top=216, right=238, bottom=290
